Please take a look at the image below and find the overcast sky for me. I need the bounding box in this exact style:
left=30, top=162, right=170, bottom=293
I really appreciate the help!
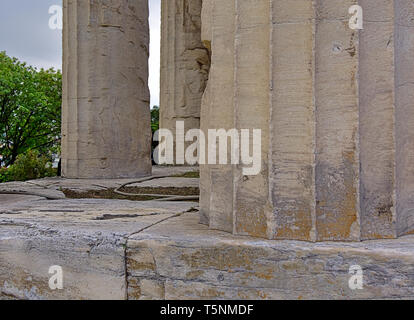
left=0, top=0, right=161, bottom=107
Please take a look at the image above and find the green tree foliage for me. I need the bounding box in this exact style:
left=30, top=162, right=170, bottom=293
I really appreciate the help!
left=151, top=106, right=159, bottom=134
left=150, top=106, right=160, bottom=163
left=0, top=150, right=55, bottom=182
left=0, top=51, right=62, bottom=167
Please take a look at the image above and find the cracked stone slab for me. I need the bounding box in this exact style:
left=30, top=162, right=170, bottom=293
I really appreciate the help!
left=152, top=166, right=199, bottom=176
left=0, top=195, right=196, bottom=300
left=17, top=166, right=199, bottom=193
left=3, top=194, right=413, bottom=300
left=127, top=177, right=199, bottom=188
left=0, top=194, right=44, bottom=207
left=0, top=182, right=66, bottom=200
left=127, top=213, right=414, bottom=300
left=0, top=195, right=197, bottom=236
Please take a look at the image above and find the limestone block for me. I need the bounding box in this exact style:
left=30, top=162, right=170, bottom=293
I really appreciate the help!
left=2, top=198, right=414, bottom=300
left=0, top=229, right=126, bottom=300
left=61, top=0, right=152, bottom=179
left=128, top=213, right=414, bottom=300
left=0, top=182, right=65, bottom=200
left=0, top=194, right=196, bottom=300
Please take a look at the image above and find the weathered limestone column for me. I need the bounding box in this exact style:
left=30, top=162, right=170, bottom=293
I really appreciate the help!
left=200, top=0, right=414, bottom=241
left=159, top=0, right=209, bottom=160
left=233, top=0, right=271, bottom=238
left=270, top=0, right=316, bottom=241
left=359, top=0, right=396, bottom=239
left=200, top=0, right=236, bottom=231
left=61, top=0, right=152, bottom=179
left=395, top=0, right=414, bottom=237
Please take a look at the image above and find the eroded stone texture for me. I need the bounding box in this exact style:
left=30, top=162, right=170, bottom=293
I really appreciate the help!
left=128, top=213, right=414, bottom=300
left=395, top=0, right=414, bottom=237
left=159, top=0, right=209, bottom=158
left=270, top=0, right=315, bottom=241
left=314, top=0, right=360, bottom=242
left=3, top=201, right=413, bottom=300
left=0, top=193, right=196, bottom=300
left=359, top=0, right=396, bottom=240
left=200, top=0, right=414, bottom=241
left=61, top=0, right=152, bottom=179
left=199, top=0, right=236, bottom=231
left=233, top=0, right=271, bottom=239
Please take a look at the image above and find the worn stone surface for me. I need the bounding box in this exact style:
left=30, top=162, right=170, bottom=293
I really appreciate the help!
left=314, top=0, right=360, bottom=242
left=9, top=167, right=199, bottom=193
left=159, top=0, right=209, bottom=157
left=270, top=0, right=315, bottom=241
left=200, top=0, right=414, bottom=241
left=359, top=0, right=396, bottom=240
left=61, top=0, right=152, bottom=179
left=0, top=166, right=199, bottom=196
left=0, top=194, right=197, bottom=300
left=199, top=0, right=236, bottom=232
left=0, top=182, right=65, bottom=200
left=130, top=213, right=414, bottom=300
left=0, top=168, right=199, bottom=300
left=395, top=0, right=414, bottom=237
left=233, top=0, right=271, bottom=239
left=1, top=195, right=414, bottom=300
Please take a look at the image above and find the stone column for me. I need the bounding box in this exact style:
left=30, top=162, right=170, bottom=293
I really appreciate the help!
left=61, top=0, right=152, bottom=179
left=270, top=0, right=316, bottom=241
left=159, top=0, right=209, bottom=163
left=394, top=0, right=414, bottom=237
left=200, top=0, right=414, bottom=241
left=199, top=0, right=236, bottom=231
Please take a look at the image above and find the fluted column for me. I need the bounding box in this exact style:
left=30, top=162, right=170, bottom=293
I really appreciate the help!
left=200, top=0, right=414, bottom=241
left=199, top=0, right=236, bottom=231
left=159, top=0, right=209, bottom=159
left=270, top=0, right=316, bottom=241
left=61, top=0, right=152, bottom=179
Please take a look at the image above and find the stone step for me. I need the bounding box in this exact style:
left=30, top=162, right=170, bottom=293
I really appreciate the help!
left=1, top=195, right=413, bottom=300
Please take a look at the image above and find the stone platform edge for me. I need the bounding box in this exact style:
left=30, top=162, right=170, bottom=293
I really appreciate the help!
left=1, top=212, right=414, bottom=300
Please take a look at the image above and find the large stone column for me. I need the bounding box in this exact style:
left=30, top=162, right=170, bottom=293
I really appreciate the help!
left=159, top=0, right=209, bottom=162
left=61, top=0, right=152, bottom=179
left=200, top=0, right=414, bottom=241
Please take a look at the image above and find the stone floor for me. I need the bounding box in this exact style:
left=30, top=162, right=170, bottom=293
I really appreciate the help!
left=0, top=166, right=199, bottom=198
left=1, top=167, right=414, bottom=300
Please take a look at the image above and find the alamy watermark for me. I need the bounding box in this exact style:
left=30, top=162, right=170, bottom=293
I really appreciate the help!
left=349, top=265, right=364, bottom=290
left=349, top=5, right=363, bottom=30
left=48, top=5, right=62, bottom=30
left=49, top=5, right=363, bottom=31
left=48, top=265, right=63, bottom=290
left=153, top=122, right=262, bottom=176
